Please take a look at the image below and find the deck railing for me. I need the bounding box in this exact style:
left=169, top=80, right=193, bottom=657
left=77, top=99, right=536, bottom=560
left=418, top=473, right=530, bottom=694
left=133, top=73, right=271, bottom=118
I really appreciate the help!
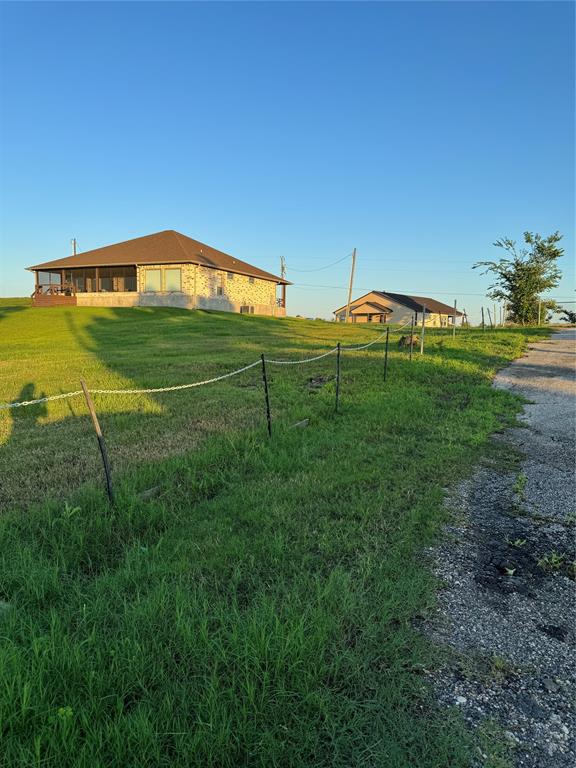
left=31, top=283, right=76, bottom=299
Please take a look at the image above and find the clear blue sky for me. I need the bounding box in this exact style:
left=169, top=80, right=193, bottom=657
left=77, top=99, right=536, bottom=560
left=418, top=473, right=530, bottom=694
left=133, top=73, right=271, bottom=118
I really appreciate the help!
left=1, top=1, right=574, bottom=321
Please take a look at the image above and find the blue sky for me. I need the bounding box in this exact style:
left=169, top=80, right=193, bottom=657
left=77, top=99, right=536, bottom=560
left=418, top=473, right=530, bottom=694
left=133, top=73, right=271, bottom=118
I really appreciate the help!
left=1, top=1, right=574, bottom=321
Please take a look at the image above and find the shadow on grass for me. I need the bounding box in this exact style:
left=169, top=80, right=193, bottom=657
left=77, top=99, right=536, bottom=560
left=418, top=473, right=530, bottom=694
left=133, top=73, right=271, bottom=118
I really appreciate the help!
left=0, top=308, right=544, bottom=512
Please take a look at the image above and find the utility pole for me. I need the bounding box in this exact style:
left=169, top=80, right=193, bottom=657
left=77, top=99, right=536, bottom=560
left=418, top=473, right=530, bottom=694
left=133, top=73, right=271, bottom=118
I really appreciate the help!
left=71, top=237, right=77, bottom=256
left=344, top=248, right=357, bottom=324
left=280, top=255, right=286, bottom=280
left=538, top=299, right=542, bottom=326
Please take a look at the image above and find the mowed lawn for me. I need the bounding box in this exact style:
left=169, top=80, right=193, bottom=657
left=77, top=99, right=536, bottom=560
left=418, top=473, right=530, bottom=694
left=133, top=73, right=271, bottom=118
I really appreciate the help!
left=0, top=299, right=546, bottom=767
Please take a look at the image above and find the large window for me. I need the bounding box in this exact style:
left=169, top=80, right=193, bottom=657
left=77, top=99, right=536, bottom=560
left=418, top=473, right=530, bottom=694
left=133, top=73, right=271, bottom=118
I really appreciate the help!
left=164, top=268, right=182, bottom=292
left=145, top=269, right=162, bottom=292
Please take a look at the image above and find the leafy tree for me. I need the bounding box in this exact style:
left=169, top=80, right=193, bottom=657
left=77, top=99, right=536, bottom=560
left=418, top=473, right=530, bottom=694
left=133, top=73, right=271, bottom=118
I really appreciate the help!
left=560, top=308, right=576, bottom=324
left=474, top=232, right=564, bottom=325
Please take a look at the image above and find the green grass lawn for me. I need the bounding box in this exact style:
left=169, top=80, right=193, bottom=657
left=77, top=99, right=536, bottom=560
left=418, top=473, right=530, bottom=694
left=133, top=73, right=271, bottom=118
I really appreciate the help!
left=0, top=299, right=546, bottom=766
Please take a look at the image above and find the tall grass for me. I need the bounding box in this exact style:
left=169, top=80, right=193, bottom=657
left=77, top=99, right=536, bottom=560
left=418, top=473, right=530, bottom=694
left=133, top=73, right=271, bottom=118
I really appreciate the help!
left=0, top=301, right=547, bottom=766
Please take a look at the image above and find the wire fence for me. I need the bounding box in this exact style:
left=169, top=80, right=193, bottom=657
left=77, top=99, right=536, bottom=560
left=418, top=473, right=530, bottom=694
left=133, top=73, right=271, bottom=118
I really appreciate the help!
left=0, top=324, right=413, bottom=411
left=0, top=319, right=462, bottom=503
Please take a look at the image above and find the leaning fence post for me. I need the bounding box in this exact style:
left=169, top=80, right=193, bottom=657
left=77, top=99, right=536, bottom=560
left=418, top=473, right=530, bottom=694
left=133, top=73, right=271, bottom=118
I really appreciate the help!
left=409, top=315, right=415, bottom=361
left=383, top=326, right=390, bottom=381
left=260, top=354, right=272, bottom=437
left=481, top=306, right=485, bottom=331
left=80, top=379, right=114, bottom=503
left=335, top=342, right=341, bottom=412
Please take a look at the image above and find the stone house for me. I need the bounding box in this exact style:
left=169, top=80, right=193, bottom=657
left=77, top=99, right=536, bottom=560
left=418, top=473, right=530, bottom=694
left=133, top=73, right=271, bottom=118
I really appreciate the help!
left=333, top=291, right=463, bottom=327
left=28, top=230, right=290, bottom=316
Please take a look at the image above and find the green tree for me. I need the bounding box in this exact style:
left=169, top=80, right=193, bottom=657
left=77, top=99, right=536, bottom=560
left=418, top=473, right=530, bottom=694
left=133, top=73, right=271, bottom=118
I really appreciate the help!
left=473, top=232, right=564, bottom=325
left=560, top=308, right=576, bottom=324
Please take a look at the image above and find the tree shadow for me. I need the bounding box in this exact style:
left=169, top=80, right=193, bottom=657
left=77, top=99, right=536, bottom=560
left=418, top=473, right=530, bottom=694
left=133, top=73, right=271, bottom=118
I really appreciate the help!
left=0, top=301, right=29, bottom=323
left=1, top=308, right=547, bottom=512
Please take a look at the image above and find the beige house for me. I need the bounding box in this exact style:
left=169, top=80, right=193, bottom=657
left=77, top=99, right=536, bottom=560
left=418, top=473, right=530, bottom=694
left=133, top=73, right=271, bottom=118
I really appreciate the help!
left=28, top=230, right=290, bottom=316
left=334, top=291, right=462, bottom=327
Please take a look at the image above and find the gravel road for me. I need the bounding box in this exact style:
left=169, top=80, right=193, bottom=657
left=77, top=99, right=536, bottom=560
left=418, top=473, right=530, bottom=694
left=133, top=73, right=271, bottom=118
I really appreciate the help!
left=425, top=329, right=576, bottom=767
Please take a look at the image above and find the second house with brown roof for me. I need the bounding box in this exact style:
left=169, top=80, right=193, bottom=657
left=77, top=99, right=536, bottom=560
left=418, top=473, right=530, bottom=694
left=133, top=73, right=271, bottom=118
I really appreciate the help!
left=28, top=230, right=290, bottom=317
left=333, top=291, right=463, bottom=327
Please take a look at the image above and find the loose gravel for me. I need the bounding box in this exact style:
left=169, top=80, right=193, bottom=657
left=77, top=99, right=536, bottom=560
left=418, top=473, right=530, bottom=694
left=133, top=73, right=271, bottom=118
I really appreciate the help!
left=424, top=329, right=576, bottom=768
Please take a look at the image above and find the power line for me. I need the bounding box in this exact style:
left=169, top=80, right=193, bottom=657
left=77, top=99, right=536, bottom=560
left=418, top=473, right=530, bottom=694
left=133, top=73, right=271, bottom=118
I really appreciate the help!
left=287, top=252, right=352, bottom=273
left=290, top=281, right=576, bottom=300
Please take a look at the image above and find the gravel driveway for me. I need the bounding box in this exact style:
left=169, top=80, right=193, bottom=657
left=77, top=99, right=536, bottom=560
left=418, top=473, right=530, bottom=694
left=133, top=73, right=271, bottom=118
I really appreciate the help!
left=425, top=329, right=576, bottom=767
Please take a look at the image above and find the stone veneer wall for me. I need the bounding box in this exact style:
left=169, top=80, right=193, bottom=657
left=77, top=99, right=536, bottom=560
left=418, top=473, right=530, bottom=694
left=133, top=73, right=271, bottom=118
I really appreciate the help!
left=137, top=264, right=283, bottom=316
left=76, top=293, right=139, bottom=308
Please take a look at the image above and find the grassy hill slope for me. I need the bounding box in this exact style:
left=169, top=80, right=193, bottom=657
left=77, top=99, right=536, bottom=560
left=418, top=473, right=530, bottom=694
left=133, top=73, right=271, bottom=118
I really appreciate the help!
left=0, top=300, right=544, bottom=766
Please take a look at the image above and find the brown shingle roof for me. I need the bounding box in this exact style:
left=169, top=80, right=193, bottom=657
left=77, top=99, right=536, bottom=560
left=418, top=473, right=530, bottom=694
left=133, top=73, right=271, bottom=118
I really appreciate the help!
left=350, top=301, right=392, bottom=314
left=378, top=292, right=463, bottom=316
left=334, top=291, right=462, bottom=316
left=27, top=230, right=291, bottom=285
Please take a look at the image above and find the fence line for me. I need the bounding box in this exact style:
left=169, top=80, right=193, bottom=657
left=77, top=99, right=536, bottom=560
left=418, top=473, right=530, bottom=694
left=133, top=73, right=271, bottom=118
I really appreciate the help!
left=265, top=347, right=338, bottom=365
left=89, top=360, right=262, bottom=395
left=1, top=326, right=411, bottom=410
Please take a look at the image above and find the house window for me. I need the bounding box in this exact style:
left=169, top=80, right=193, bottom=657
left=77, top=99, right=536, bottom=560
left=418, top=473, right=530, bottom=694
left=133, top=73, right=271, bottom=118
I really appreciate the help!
left=248, top=276, right=255, bottom=284
left=227, top=272, right=234, bottom=280
left=216, top=273, right=225, bottom=296
left=164, top=268, right=182, bottom=292
left=145, top=269, right=162, bottom=292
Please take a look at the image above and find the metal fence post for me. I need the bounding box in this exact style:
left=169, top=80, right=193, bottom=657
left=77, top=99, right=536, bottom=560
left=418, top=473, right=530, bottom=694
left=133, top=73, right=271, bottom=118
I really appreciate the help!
left=383, top=326, right=390, bottom=381
left=260, top=354, right=272, bottom=437
left=420, top=306, right=426, bottom=354
left=80, top=379, right=114, bottom=503
left=335, top=342, right=341, bottom=412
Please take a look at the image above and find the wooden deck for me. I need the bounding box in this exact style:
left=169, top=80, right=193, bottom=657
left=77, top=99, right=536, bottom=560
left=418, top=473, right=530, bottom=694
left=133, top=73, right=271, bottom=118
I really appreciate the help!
left=32, top=294, right=78, bottom=307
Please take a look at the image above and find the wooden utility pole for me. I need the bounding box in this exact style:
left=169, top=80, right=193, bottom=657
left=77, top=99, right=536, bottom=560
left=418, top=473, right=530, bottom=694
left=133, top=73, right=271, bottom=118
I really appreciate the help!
left=538, top=299, right=542, bottom=326
left=453, top=300, right=457, bottom=339
left=72, top=238, right=77, bottom=256
left=280, top=255, right=286, bottom=280
left=344, top=248, right=357, bottom=324
left=481, top=307, right=485, bottom=331
left=420, top=305, right=426, bottom=354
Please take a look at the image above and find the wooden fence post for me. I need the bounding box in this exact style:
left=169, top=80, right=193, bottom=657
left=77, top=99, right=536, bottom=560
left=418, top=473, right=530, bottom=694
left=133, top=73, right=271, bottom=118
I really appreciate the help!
left=481, top=306, right=485, bottom=331
left=80, top=379, right=114, bottom=503
left=383, top=326, right=390, bottom=381
left=409, top=315, right=415, bottom=361
left=335, top=342, right=341, bottom=412
left=260, top=354, right=272, bottom=437
left=453, top=300, right=457, bottom=340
